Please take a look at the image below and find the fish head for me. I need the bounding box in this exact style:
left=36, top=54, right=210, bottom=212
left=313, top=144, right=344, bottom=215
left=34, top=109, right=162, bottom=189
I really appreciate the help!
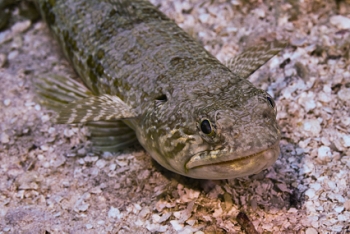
left=138, top=80, right=280, bottom=180
left=185, top=86, right=281, bottom=180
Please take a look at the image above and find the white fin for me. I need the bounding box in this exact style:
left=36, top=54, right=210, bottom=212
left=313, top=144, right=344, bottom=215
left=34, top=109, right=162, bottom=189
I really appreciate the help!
left=56, top=94, right=137, bottom=124
left=226, top=40, right=288, bottom=79
left=34, top=74, right=92, bottom=110
left=34, top=73, right=138, bottom=152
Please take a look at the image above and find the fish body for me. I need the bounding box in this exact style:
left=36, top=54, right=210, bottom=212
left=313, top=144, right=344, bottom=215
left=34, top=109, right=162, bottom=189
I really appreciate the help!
left=35, top=0, right=282, bottom=179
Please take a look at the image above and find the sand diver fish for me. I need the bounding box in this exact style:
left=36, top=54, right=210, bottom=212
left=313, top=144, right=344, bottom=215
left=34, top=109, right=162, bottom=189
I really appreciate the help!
left=34, top=0, right=285, bottom=179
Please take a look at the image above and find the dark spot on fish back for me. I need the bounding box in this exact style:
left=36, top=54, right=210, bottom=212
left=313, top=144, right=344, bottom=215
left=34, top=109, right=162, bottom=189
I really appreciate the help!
left=96, top=49, right=105, bottom=60
left=109, top=9, right=117, bottom=17
left=62, top=29, right=78, bottom=58
left=96, top=63, right=104, bottom=76
left=87, top=54, right=94, bottom=67
left=89, top=69, right=98, bottom=83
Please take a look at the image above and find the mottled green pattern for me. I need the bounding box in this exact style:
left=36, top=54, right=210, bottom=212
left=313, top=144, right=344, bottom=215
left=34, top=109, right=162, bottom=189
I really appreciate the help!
left=35, top=0, right=281, bottom=179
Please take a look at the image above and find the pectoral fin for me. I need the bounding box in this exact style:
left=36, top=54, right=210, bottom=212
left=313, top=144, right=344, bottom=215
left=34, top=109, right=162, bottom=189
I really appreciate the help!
left=226, top=40, right=288, bottom=79
left=35, top=74, right=92, bottom=110
left=34, top=73, right=138, bottom=152
left=87, top=121, right=138, bottom=152
left=56, top=94, right=137, bottom=124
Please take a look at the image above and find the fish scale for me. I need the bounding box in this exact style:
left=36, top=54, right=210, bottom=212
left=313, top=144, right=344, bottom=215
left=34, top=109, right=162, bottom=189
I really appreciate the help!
left=34, top=0, right=285, bottom=179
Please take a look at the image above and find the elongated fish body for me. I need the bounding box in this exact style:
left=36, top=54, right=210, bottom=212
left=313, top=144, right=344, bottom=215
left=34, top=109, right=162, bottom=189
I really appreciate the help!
left=35, top=0, right=282, bottom=179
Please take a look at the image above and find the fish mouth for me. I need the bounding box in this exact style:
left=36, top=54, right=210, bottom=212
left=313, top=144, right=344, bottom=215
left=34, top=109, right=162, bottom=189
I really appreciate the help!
left=184, top=141, right=280, bottom=180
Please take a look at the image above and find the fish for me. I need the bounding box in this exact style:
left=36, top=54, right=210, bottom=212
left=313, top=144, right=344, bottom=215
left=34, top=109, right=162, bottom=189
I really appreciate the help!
left=34, top=0, right=284, bottom=180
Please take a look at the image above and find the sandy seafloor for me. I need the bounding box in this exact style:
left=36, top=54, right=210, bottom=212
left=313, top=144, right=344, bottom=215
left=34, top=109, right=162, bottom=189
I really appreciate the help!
left=0, top=0, right=350, bottom=233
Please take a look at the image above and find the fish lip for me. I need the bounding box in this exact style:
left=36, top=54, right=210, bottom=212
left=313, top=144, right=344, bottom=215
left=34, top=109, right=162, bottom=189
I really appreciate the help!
left=185, top=141, right=280, bottom=170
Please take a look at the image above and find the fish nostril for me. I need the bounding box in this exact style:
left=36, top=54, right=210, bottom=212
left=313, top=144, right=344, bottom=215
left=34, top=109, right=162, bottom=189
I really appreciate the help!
left=229, top=128, right=240, bottom=138
left=233, top=132, right=240, bottom=138
left=262, top=109, right=271, bottom=119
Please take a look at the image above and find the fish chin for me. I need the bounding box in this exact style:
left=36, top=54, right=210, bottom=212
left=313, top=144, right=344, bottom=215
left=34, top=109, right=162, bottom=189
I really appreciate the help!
left=184, top=142, right=280, bottom=180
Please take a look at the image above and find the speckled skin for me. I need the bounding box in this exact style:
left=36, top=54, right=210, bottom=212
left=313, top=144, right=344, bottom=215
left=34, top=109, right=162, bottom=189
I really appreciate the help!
left=35, top=0, right=280, bottom=179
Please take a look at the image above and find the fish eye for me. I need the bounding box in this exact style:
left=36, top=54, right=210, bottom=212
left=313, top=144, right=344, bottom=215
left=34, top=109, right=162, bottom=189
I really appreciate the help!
left=266, top=96, right=275, bottom=108
left=200, top=119, right=213, bottom=135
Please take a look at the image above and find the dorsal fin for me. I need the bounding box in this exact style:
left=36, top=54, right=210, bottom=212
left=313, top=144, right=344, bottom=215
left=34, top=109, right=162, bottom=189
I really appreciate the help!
left=226, top=40, right=288, bottom=79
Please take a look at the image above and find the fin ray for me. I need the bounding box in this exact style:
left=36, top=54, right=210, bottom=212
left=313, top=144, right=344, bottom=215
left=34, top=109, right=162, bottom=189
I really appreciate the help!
left=34, top=74, right=92, bottom=109
left=34, top=74, right=138, bottom=152
left=87, top=121, right=138, bottom=152
left=56, top=94, right=137, bottom=124
left=226, top=40, right=288, bottom=79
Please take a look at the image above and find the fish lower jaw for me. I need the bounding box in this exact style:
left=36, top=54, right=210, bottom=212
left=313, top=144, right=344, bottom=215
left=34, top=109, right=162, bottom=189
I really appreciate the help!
left=184, top=142, right=280, bottom=180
